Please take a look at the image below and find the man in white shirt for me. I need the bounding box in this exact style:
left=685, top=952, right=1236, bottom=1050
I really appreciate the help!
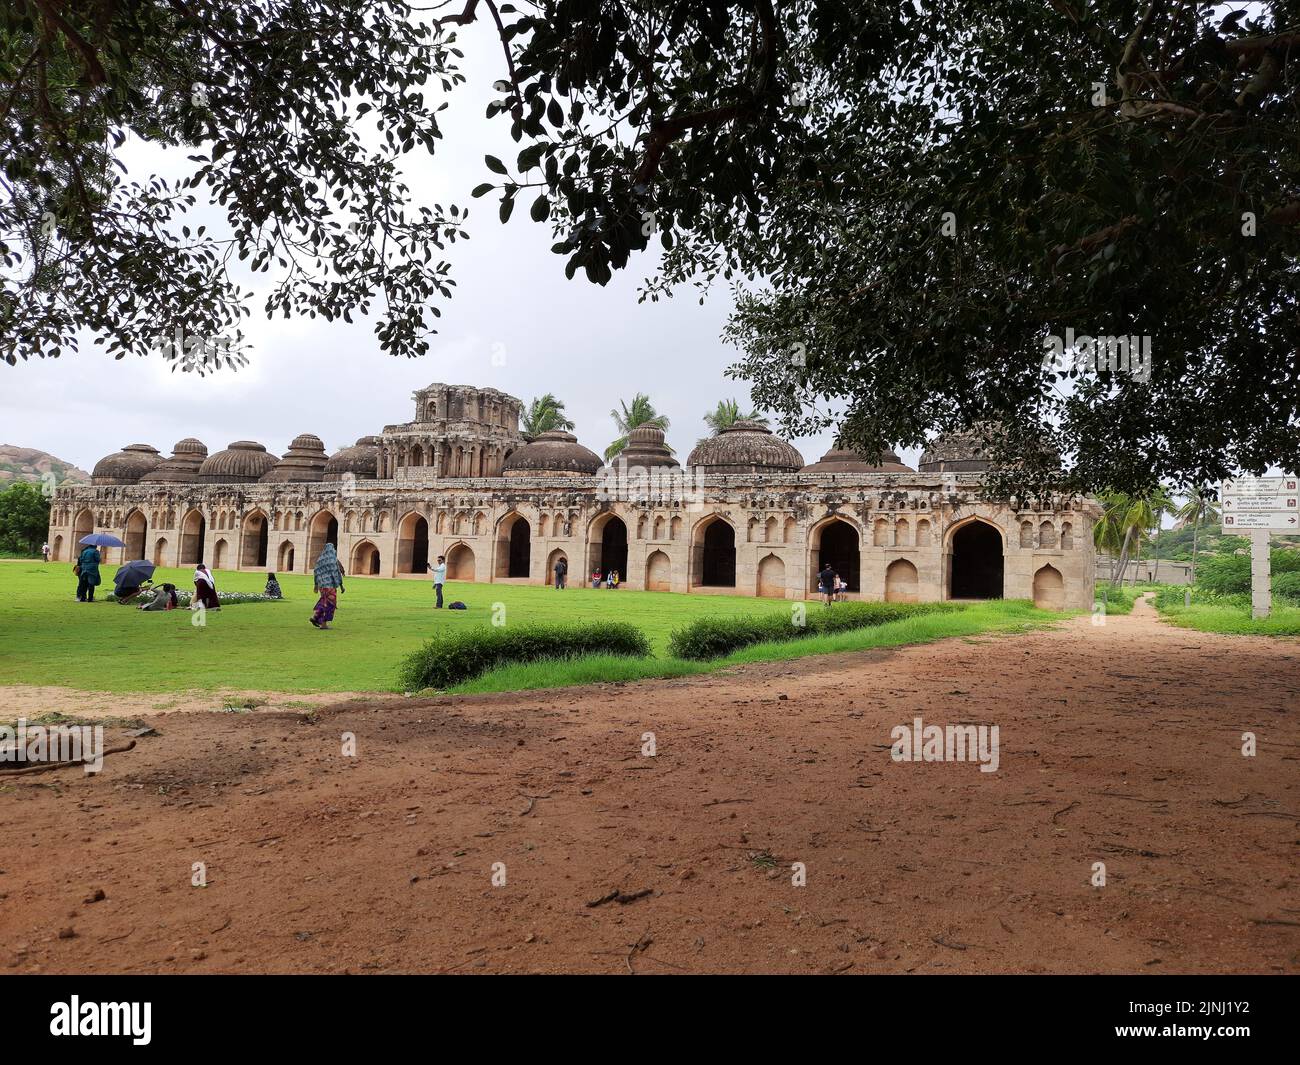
left=429, top=555, right=447, bottom=608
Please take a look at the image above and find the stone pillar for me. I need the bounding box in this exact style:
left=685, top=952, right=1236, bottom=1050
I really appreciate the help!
left=1252, top=529, right=1271, bottom=620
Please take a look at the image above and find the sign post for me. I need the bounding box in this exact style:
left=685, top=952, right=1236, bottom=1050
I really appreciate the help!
left=1221, top=476, right=1299, bottom=621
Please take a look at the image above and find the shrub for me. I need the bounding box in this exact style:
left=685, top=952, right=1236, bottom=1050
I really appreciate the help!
left=1197, top=548, right=1300, bottom=595
left=666, top=601, right=958, bottom=660
left=398, top=621, right=651, bottom=690
left=1094, top=585, right=1138, bottom=614
left=106, top=589, right=279, bottom=606
left=1271, top=571, right=1300, bottom=603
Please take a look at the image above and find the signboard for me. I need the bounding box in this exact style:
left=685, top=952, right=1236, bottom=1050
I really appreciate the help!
left=1223, top=511, right=1299, bottom=530
left=1221, top=476, right=1299, bottom=531
left=1220, top=474, right=1299, bottom=619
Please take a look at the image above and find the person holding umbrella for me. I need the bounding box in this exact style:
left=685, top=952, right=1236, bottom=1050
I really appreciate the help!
left=75, top=543, right=102, bottom=602
left=113, top=559, right=156, bottom=604
left=73, top=532, right=123, bottom=603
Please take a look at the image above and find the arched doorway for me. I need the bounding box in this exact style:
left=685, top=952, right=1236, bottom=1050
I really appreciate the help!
left=496, top=514, right=531, bottom=578
left=278, top=540, right=295, bottom=572
left=695, top=518, right=736, bottom=587
left=152, top=537, right=167, bottom=566
left=590, top=514, right=629, bottom=579
left=757, top=553, right=786, bottom=598
left=212, top=538, right=228, bottom=569
left=351, top=540, right=381, bottom=576
left=397, top=512, right=429, bottom=574
left=645, top=549, right=671, bottom=591
left=1033, top=564, right=1065, bottom=610
left=814, top=518, right=860, bottom=592
left=949, top=520, right=1004, bottom=599
left=52, top=534, right=64, bottom=561
left=72, top=509, right=94, bottom=555
left=124, top=510, right=148, bottom=561
left=546, top=548, right=568, bottom=586
left=307, top=510, right=339, bottom=568
left=446, top=542, right=475, bottom=581
left=241, top=511, right=269, bottom=568
left=885, top=558, right=919, bottom=603
left=180, top=509, right=206, bottom=565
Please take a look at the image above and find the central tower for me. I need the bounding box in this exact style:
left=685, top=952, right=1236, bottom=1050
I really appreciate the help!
left=379, top=384, right=524, bottom=479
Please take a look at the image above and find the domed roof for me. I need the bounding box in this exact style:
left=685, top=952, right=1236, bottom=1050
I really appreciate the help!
left=615, top=424, right=679, bottom=469
left=801, top=446, right=914, bottom=474
left=686, top=420, right=804, bottom=474
left=92, top=444, right=163, bottom=485
left=260, top=433, right=328, bottom=482
left=324, top=435, right=382, bottom=481
left=918, top=426, right=995, bottom=473
left=196, top=440, right=279, bottom=483
left=139, top=439, right=209, bottom=483
left=501, top=430, right=602, bottom=477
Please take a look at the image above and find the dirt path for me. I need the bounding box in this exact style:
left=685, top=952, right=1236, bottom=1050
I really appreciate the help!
left=2, top=598, right=1297, bottom=974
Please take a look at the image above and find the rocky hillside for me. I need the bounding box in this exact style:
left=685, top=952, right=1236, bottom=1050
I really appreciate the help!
left=0, top=444, right=91, bottom=488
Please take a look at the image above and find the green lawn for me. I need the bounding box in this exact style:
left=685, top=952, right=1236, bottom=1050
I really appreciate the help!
left=0, top=561, right=1065, bottom=695
left=1154, top=601, right=1300, bottom=637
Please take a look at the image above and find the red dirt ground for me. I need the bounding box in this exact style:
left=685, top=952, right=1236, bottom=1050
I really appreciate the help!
left=2, top=598, right=1297, bottom=974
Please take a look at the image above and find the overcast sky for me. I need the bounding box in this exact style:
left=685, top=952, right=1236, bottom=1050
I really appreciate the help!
left=1, top=23, right=890, bottom=476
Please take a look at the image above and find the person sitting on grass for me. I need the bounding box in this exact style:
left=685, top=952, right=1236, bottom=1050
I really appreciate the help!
left=591, top=568, right=602, bottom=589
left=113, top=571, right=147, bottom=605
left=609, top=569, right=620, bottom=589
left=140, top=583, right=179, bottom=611
left=264, top=572, right=283, bottom=599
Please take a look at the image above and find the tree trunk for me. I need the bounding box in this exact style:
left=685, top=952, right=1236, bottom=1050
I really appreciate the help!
left=1111, top=526, right=1135, bottom=588
left=1190, top=511, right=1201, bottom=585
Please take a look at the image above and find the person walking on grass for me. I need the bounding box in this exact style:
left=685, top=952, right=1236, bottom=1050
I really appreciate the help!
left=428, top=554, right=446, bottom=608
left=75, top=543, right=101, bottom=602
left=819, top=563, right=837, bottom=606
left=554, top=555, right=567, bottom=589
left=310, top=542, right=345, bottom=629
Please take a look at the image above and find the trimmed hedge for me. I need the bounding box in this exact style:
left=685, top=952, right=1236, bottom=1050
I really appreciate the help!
left=666, top=601, right=960, bottom=660
left=398, top=621, right=652, bottom=690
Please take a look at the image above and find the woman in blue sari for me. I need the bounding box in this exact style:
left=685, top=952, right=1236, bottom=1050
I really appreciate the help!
left=310, top=543, right=345, bottom=629
left=75, top=545, right=102, bottom=602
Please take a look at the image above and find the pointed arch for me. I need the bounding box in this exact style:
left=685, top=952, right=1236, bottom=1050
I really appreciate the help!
left=351, top=539, right=382, bottom=576
left=241, top=509, right=270, bottom=568
left=1033, top=563, right=1065, bottom=610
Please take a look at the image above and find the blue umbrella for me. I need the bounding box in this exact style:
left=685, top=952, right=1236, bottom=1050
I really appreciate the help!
left=79, top=533, right=125, bottom=547
left=114, top=560, right=156, bottom=589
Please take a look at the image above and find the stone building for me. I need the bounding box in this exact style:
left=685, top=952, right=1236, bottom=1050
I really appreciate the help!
left=47, top=384, right=1099, bottom=609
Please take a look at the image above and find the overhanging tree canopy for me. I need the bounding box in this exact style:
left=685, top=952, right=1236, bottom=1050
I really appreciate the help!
left=5, top=1, right=1299, bottom=495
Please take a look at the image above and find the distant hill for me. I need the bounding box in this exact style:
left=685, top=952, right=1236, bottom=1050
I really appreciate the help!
left=0, top=444, right=91, bottom=488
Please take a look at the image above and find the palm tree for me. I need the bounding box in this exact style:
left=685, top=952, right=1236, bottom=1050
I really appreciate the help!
left=1175, top=487, right=1222, bottom=583
left=520, top=394, right=574, bottom=438
left=605, top=393, right=670, bottom=460
left=698, top=398, right=768, bottom=447
left=1136, top=486, right=1175, bottom=584
left=1094, top=492, right=1164, bottom=587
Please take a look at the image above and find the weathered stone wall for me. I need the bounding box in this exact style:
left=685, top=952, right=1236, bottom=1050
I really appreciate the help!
left=48, top=472, right=1099, bottom=609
